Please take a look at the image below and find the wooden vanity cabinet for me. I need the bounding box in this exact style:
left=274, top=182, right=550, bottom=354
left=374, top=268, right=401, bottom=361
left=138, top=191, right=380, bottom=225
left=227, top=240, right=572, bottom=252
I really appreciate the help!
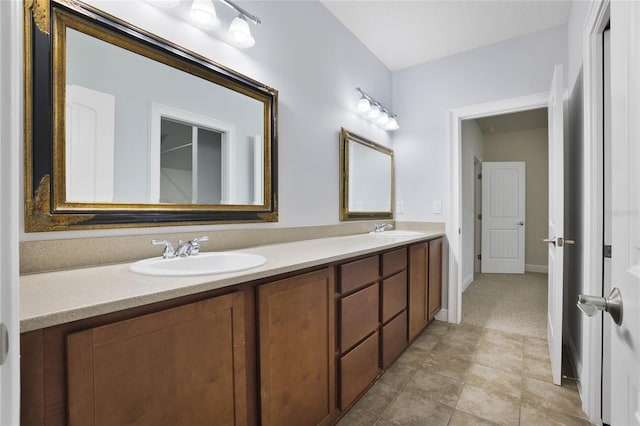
left=66, top=292, right=248, bottom=426
left=428, top=238, right=443, bottom=321
left=408, top=238, right=443, bottom=341
left=258, top=268, right=337, bottom=426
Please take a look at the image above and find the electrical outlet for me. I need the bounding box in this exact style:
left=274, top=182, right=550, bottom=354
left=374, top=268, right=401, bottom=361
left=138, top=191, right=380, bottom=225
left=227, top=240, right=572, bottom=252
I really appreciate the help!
left=397, top=202, right=405, bottom=214
left=433, top=200, right=442, bottom=214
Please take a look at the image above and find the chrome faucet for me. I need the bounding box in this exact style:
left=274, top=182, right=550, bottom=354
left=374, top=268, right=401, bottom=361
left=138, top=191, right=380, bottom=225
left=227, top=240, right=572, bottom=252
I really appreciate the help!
left=176, top=236, right=209, bottom=257
left=152, top=239, right=176, bottom=259
left=152, top=236, right=209, bottom=258
left=373, top=223, right=393, bottom=233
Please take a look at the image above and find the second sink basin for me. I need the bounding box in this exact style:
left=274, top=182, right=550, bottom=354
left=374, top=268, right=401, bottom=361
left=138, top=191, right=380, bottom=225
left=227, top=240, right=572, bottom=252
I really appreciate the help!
left=130, top=252, right=267, bottom=277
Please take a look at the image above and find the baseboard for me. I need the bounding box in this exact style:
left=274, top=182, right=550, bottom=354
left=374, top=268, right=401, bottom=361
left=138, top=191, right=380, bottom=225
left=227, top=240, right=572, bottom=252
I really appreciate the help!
left=435, top=309, right=448, bottom=322
left=462, top=274, right=474, bottom=292
left=525, top=264, right=548, bottom=273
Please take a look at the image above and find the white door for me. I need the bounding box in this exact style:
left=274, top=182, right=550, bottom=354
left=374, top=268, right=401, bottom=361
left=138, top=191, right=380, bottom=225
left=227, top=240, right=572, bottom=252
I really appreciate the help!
left=545, top=64, right=564, bottom=386
left=480, top=161, right=526, bottom=273
left=66, top=84, right=115, bottom=202
left=0, top=0, right=21, bottom=423
left=608, top=2, right=640, bottom=422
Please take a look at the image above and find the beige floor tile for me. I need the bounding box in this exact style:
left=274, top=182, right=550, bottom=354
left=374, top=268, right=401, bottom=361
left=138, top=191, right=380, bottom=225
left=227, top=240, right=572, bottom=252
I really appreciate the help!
left=455, top=384, right=520, bottom=426
left=376, top=389, right=453, bottom=426
left=338, top=381, right=398, bottom=426
left=404, top=369, right=464, bottom=408
left=479, top=329, right=525, bottom=353
left=475, top=343, right=523, bottom=375
left=378, top=357, right=420, bottom=390
left=421, top=351, right=474, bottom=381
left=448, top=410, right=499, bottom=426
left=430, top=339, right=478, bottom=362
left=520, top=401, right=592, bottom=426
left=445, top=327, right=485, bottom=346
left=524, top=336, right=550, bottom=361
left=464, top=363, right=522, bottom=399
left=424, top=320, right=449, bottom=336
left=522, top=377, right=587, bottom=420
left=410, top=331, right=440, bottom=353
left=523, top=355, right=553, bottom=382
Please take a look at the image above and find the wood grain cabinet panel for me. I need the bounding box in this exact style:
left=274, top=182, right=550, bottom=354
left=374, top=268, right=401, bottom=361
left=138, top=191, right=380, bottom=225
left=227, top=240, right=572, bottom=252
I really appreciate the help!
left=340, top=283, right=380, bottom=351
left=66, top=292, right=247, bottom=426
left=340, top=331, right=380, bottom=409
left=340, top=255, right=379, bottom=293
left=259, top=268, right=337, bottom=426
left=428, top=238, right=443, bottom=321
left=408, top=242, right=429, bottom=341
left=382, top=311, right=408, bottom=368
left=382, top=248, right=407, bottom=276
left=381, top=271, right=407, bottom=323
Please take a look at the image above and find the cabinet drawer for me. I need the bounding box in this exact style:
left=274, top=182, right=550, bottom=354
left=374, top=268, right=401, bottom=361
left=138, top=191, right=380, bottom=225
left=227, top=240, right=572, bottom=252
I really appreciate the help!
left=382, top=311, right=408, bottom=368
left=340, top=331, right=380, bottom=409
left=340, top=256, right=379, bottom=293
left=381, top=271, right=407, bottom=323
left=382, top=248, right=407, bottom=277
left=341, top=283, right=379, bottom=351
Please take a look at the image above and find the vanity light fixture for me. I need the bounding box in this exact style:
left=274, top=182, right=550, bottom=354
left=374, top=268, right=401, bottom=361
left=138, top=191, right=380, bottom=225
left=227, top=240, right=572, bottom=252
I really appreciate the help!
left=189, top=0, right=221, bottom=29
left=220, top=0, right=261, bottom=48
left=355, top=88, right=399, bottom=131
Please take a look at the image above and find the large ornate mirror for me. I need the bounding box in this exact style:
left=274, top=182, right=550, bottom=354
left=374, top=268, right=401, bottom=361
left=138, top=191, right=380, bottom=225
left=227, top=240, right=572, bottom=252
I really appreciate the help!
left=340, top=128, right=394, bottom=221
left=24, top=0, right=278, bottom=231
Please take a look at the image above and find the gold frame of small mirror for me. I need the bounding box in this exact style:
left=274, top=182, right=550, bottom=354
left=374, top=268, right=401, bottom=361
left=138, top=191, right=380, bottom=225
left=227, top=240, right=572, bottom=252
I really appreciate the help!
left=339, top=128, right=394, bottom=221
left=24, top=0, right=278, bottom=232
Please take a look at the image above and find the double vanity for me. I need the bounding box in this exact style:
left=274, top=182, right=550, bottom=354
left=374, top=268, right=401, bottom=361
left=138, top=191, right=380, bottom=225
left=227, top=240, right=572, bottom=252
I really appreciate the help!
left=20, top=230, right=444, bottom=425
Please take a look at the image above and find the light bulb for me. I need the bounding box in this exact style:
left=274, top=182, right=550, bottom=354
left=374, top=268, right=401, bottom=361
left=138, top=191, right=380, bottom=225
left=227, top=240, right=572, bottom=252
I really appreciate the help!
left=189, top=0, right=220, bottom=29
left=366, top=105, right=381, bottom=120
left=356, top=97, right=371, bottom=113
left=228, top=16, right=255, bottom=48
left=384, top=117, right=399, bottom=131
left=377, top=111, right=390, bottom=125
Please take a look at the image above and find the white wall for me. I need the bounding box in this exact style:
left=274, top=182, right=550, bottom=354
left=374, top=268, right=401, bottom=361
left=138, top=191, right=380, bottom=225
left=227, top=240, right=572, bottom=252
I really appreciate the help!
left=460, top=120, right=484, bottom=288
left=393, top=25, right=567, bottom=224
left=19, top=1, right=394, bottom=241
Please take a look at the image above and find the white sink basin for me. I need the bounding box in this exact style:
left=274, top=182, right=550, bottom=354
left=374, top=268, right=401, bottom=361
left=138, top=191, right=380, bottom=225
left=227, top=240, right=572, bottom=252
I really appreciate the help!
left=130, top=252, right=267, bottom=277
left=369, top=230, right=426, bottom=237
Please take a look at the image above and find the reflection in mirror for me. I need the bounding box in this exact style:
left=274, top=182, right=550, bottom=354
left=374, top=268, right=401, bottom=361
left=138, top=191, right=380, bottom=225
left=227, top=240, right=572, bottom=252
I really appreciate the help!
left=340, top=128, right=394, bottom=221
left=24, top=0, right=277, bottom=231
left=64, top=27, right=264, bottom=205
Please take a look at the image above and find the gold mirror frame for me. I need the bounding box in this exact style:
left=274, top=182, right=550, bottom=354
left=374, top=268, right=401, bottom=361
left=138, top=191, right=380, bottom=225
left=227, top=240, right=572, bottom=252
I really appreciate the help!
left=339, top=128, right=394, bottom=221
left=24, top=0, right=278, bottom=231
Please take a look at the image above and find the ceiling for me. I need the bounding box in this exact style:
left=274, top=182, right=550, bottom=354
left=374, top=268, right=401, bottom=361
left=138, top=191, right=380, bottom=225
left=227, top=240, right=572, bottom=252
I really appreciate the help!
left=475, top=108, right=548, bottom=134
left=320, top=1, right=573, bottom=71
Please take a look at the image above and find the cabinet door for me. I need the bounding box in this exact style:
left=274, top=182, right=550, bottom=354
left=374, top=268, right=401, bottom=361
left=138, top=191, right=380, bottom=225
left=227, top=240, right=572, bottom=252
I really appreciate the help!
left=428, top=238, right=443, bottom=321
left=259, top=268, right=337, bottom=426
left=409, top=243, right=429, bottom=341
left=66, top=292, right=247, bottom=426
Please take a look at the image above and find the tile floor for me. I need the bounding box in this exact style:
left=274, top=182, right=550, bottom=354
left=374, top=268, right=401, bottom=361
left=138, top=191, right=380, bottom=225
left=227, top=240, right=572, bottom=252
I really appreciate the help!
left=338, top=321, right=591, bottom=426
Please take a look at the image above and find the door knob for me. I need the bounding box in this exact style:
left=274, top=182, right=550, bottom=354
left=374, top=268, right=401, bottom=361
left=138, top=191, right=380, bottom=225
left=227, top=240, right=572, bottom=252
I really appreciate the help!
left=543, top=236, right=556, bottom=245
left=518, top=221, right=525, bottom=226
left=577, top=287, right=623, bottom=326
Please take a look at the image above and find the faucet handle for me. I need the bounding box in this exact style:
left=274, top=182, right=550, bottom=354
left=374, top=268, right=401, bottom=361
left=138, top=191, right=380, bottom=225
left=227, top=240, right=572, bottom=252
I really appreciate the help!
left=189, top=236, right=209, bottom=256
left=152, top=239, right=176, bottom=259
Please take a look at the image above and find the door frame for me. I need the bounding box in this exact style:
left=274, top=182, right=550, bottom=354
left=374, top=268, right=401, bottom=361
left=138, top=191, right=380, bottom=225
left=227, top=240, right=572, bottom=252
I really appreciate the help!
left=581, top=0, right=609, bottom=423
left=448, top=92, right=549, bottom=323
left=0, top=0, right=22, bottom=423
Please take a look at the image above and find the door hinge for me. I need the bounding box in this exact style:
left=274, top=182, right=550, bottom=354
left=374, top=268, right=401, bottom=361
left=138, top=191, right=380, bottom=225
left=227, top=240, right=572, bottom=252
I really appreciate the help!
left=0, top=323, right=8, bottom=366
left=477, top=173, right=482, bottom=179
left=604, top=245, right=612, bottom=258
left=477, top=214, right=482, bottom=220
left=477, top=254, right=481, bottom=260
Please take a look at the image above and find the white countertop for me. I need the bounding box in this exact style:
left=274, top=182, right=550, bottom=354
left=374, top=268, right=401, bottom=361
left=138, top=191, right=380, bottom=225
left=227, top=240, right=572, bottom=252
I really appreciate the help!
left=20, top=231, right=443, bottom=333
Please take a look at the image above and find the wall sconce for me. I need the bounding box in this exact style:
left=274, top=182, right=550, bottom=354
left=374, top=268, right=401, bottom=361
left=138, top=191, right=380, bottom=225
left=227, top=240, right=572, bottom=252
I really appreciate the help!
left=355, top=87, right=399, bottom=131
left=147, top=0, right=261, bottom=49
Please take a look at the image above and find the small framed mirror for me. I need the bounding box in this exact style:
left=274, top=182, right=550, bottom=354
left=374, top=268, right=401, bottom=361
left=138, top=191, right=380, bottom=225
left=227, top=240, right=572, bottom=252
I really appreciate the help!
left=24, top=0, right=278, bottom=231
left=340, top=128, right=394, bottom=221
